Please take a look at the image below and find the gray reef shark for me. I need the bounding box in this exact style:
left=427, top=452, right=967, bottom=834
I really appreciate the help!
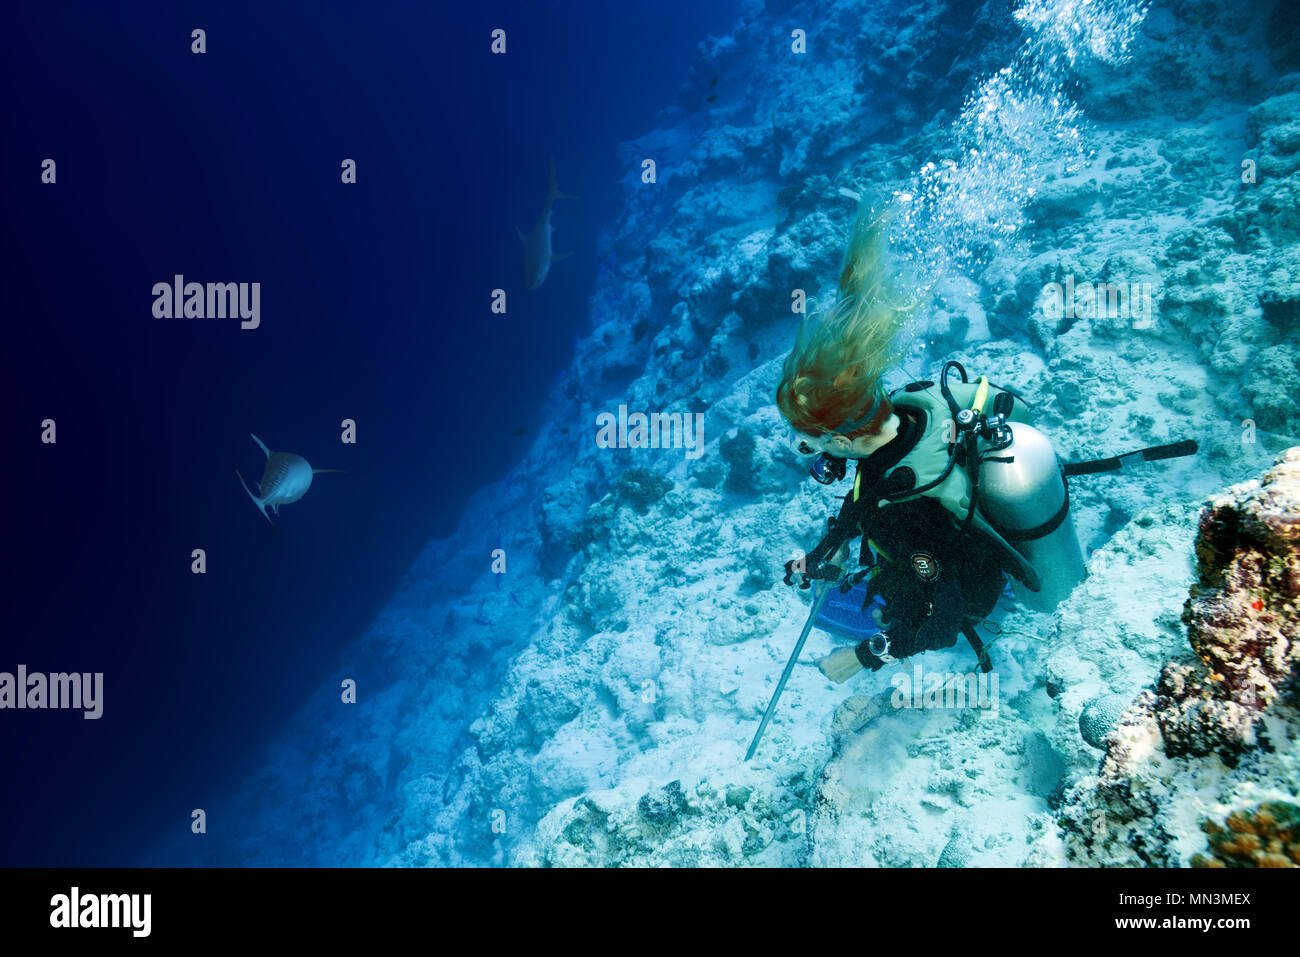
left=236, top=434, right=343, bottom=527
left=517, top=157, right=578, bottom=290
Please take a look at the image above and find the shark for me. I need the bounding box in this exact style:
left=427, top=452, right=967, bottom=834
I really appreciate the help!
left=517, top=157, right=578, bottom=290
left=236, top=434, right=343, bottom=527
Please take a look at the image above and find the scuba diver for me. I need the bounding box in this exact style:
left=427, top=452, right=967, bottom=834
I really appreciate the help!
left=771, top=203, right=1080, bottom=685
left=743, top=204, right=1197, bottom=760
left=780, top=363, right=1061, bottom=683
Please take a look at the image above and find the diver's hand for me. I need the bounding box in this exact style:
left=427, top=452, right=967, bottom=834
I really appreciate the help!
left=783, top=557, right=842, bottom=589
left=817, top=647, right=863, bottom=683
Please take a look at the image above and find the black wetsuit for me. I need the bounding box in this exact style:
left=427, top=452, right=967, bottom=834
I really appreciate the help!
left=789, top=405, right=1007, bottom=671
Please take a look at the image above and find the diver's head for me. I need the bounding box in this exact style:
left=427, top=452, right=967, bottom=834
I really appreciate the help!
left=793, top=410, right=900, bottom=460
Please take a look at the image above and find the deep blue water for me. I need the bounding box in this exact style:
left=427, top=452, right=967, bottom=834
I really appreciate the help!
left=0, top=0, right=740, bottom=866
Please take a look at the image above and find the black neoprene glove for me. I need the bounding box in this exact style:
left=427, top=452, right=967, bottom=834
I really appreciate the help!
left=782, top=556, right=842, bottom=589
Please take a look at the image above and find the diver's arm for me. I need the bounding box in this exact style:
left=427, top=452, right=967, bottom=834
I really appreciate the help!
left=783, top=478, right=869, bottom=588
left=818, top=503, right=967, bottom=681
left=866, top=520, right=965, bottom=641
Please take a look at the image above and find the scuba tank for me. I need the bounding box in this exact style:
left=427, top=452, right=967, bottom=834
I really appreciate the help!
left=878, top=364, right=1087, bottom=613
left=974, top=421, right=1087, bottom=613
left=928, top=363, right=1088, bottom=613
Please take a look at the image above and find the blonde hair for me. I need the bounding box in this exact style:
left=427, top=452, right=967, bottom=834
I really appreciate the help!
left=776, top=205, right=911, bottom=439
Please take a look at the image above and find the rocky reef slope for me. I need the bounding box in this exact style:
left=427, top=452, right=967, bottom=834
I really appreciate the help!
left=203, top=0, right=1300, bottom=866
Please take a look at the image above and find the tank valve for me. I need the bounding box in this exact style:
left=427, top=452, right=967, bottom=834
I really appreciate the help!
left=979, top=412, right=1013, bottom=449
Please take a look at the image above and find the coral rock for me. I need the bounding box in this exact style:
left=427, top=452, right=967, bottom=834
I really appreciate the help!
left=1154, top=448, right=1300, bottom=760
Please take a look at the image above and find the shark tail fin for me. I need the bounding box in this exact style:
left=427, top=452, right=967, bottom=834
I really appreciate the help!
left=250, top=433, right=270, bottom=458
left=548, top=156, right=579, bottom=201
left=236, top=469, right=275, bottom=527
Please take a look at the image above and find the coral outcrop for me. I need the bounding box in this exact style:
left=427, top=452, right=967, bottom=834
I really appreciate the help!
left=1043, top=449, right=1300, bottom=867
left=1154, top=448, right=1300, bottom=762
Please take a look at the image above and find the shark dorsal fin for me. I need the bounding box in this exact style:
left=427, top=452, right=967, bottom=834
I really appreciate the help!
left=250, top=433, right=270, bottom=458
